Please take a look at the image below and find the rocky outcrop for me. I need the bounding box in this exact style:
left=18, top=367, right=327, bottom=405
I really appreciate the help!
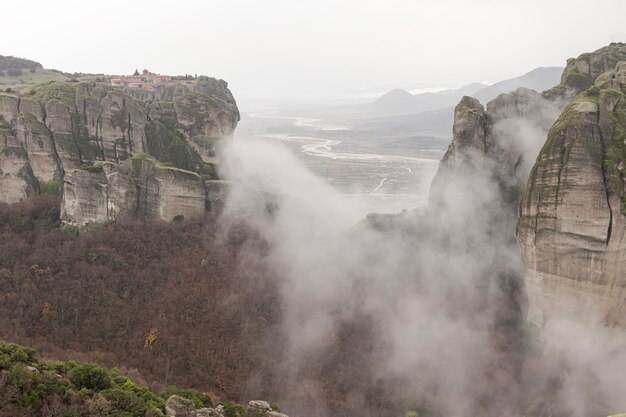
left=0, top=76, right=239, bottom=224
left=60, top=154, right=229, bottom=225
left=0, top=134, right=38, bottom=204
left=429, top=87, right=560, bottom=218
left=247, top=400, right=271, bottom=416
left=164, top=395, right=229, bottom=417
left=164, top=397, right=289, bottom=417
left=429, top=43, right=626, bottom=330
left=166, top=395, right=197, bottom=417
left=517, top=57, right=626, bottom=328
left=543, top=42, right=626, bottom=100
left=420, top=77, right=563, bottom=364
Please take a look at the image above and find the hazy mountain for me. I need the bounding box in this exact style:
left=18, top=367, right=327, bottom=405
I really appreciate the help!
left=283, top=67, right=561, bottom=121
left=352, top=67, right=563, bottom=140
left=472, top=66, right=562, bottom=103
left=372, top=67, right=562, bottom=117
left=371, top=82, right=486, bottom=115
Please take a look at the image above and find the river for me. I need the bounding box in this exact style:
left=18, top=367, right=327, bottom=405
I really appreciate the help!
left=238, top=114, right=443, bottom=215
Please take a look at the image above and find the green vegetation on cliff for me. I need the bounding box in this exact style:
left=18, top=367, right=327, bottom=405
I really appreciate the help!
left=16, top=113, right=52, bottom=139
left=0, top=116, right=12, bottom=138
left=37, top=179, right=60, bottom=196
left=30, top=81, right=78, bottom=107
left=602, top=96, right=626, bottom=212
left=130, top=153, right=202, bottom=180
left=0, top=341, right=166, bottom=416
left=530, top=63, right=626, bottom=216
left=0, top=341, right=257, bottom=417
left=144, top=121, right=198, bottom=171
left=543, top=42, right=626, bottom=100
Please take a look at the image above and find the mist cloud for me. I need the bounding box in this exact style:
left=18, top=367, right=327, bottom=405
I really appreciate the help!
left=217, top=126, right=626, bottom=417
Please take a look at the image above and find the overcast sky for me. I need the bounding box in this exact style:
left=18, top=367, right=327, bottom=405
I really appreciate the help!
left=3, top=0, right=625, bottom=107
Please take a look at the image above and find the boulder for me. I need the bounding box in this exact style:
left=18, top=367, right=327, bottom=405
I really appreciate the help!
left=165, top=395, right=196, bottom=417
left=266, top=412, right=289, bottom=417
left=247, top=400, right=271, bottom=416
left=195, top=407, right=224, bottom=417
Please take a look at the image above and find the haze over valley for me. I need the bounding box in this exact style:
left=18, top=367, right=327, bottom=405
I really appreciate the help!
left=237, top=66, right=562, bottom=217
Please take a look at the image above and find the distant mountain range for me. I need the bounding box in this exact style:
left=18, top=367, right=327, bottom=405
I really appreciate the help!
left=283, top=67, right=563, bottom=122
left=350, top=67, right=564, bottom=139
left=369, top=66, right=563, bottom=116
left=371, top=82, right=487, bottom=115
left=472, top=67, right=563, bottom=103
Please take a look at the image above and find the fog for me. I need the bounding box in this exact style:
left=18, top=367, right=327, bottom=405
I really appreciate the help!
left=218, top=134, right=521, bottom=416
left=216, top=95, right=626, bottom=416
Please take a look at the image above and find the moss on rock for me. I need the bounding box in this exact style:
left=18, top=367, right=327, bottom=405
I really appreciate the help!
left=144, top=120, right=205, bottom=173
left=30, top=81, right=77, bottom=108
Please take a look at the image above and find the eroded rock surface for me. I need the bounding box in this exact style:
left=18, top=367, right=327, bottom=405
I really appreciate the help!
left=543, top=42, right=626, bottom=100
left=429, top=87, right=560, bottom=220
left=0, top=76, right=239, bottom=224
left=517, top=55, right=626, bottom=327
left=60, top=154, right=220, bottom=225
left=424, top=45, right=626, bottom=332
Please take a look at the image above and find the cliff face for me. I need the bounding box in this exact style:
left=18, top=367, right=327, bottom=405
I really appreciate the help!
left=0, top=76, right=239, bottom=224
left=517, top=44, right=626, bottom=327
left=429, top=87, right=560, bottom=224
left=60, top=155, right=218, bottom=224
left=428, top=43, right=626, bottom=329
left=543, top=43, right=626, bottom=100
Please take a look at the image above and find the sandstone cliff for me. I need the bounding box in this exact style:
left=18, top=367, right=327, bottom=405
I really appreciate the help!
left=428, top=87, right=560, bottom=233
left=427, top=43, right=626, bottom=330
left=517, top=44, right=626, bottom=327
left=0, top=76, right=239, bottom=224
left=543, top=42, right=626, bottom=100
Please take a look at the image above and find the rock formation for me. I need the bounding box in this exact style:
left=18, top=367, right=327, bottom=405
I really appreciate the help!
left=60, top=155, right=220, bottom=224
left=517, top=44, right=626, bottom=327
left=164, top=396, right=289, bottom=417
left=426, top=43, right=626, bottom=330
left=0, top=76, right=239, bottom=224
left=428, top=87, right=560, bottom=233
left=543, top=42, right=626, bottom=100
left=165, top=395, right=229, bottom=417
